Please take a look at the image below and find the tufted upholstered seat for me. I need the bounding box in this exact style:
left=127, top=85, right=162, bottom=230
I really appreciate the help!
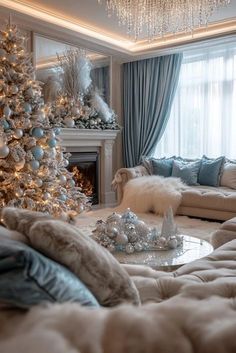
left=178, top=185, right=236, bottom=220
left=123, top=239, right=236, bottom=304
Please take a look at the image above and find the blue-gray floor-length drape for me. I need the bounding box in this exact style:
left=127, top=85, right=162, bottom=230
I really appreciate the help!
left=123, top=54, right=183, bottom=167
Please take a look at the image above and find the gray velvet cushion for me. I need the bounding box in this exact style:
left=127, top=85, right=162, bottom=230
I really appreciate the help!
left=0, top=227, right=99, bottom=309
left=172, top=160, right=201, bottom=185
left=198, top=156, right=225, bottom=187
left=151, top=157, right=174, bottom=177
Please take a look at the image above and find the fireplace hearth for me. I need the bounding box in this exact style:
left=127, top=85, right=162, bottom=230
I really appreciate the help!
left=68, top=152, right=99, bottom=205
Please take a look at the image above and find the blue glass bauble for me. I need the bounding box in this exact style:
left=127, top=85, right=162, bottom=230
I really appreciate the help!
left=59, top=194, right=67, bottom=201
left=47, top=138, right=57, bottom=148
left=29, top=160, right=40, bottom=170
left=8, top=54, right=17, bottom=63
left=68, top=179, right=75, bottom=187
left=3, top=105, right=12, bottom=118
left=31, top=146, right=44, bottom=160
left=32, top=127, right=44, bottom=139
left=0, top=145, right=9, bottom=158
left=24, top=102, right=32, bottom=113
left=0, top=48, right=6, bottom=58
left=59, top=175, right=67, bottom=184
left=1, top=119, right=10, bottom=130
left=54, top=127, right=61, bottom=135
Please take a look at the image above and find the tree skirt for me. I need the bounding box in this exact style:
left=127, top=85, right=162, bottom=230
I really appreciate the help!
left=75, top=207, right=221, bottom=243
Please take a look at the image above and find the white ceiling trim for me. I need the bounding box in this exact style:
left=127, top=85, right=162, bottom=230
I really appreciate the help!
left=0, top=0, right=236, bottom=58
left=0, top=0, right=134, bottom=51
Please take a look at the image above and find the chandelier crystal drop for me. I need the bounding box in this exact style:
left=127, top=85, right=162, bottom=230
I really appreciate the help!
left=98, top=0, right=230, bottom=41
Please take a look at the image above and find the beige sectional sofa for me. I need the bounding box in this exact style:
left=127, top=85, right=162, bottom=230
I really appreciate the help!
left=113, top=165, right=236, bottom=221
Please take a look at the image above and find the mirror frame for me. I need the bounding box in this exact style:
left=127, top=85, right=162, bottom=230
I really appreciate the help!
left=32, top=32, right=112, bottom=106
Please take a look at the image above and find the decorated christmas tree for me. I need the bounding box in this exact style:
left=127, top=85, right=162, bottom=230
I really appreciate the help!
left=0, top=21, right=89, bottom=217
left=48, top=49, right=120, bottom=130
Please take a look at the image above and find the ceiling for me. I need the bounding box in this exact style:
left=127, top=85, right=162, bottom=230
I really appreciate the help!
left=0, top=0, right=236, bottom=59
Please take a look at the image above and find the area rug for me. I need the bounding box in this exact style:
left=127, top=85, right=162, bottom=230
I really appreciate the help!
left=75, top=207, right=221, bottom=243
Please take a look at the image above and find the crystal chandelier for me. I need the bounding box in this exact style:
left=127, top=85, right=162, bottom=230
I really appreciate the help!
left=98, top=0, right=230, bottom=41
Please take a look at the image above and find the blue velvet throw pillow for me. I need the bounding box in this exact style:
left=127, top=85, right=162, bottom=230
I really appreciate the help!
left=0, top=230, right=99, bottom=309
left=151, top=157, right=174, bottom=177
left=171, top=160, right=201, bottom=185
left=198, top=156, right=225, bottom=187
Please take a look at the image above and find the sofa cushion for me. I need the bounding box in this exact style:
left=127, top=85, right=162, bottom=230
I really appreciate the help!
left=1, top=208, right=140, bottom=307
left=151, top=157, right=174, bottom=177
left=0, top=226, right=99, bottom=308
left=198, top=156, right=225, bottom=186
left=172, top=160, right=201, bottom=185
left=220, top=162, right=236, bottom=189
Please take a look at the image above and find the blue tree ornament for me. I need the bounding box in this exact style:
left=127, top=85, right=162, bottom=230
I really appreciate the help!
left=32, top=127, right=44, bottom=139
left=29, top=160, right=40, bottom=170
left=47, top=138, right=57, bottom=148
left=31, top=146, right=44, bottom=160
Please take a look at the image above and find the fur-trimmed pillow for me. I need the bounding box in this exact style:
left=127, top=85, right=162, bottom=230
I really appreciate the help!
left=1, top=208, right=140, bottom=307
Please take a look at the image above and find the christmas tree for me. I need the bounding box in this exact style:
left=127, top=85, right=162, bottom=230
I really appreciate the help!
left=48, top=49, right=120, bottom=130
left=0, top=21, right=89, bottom=217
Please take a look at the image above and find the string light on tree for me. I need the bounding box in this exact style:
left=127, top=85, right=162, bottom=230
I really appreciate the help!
left=0, top=19, right=89, bottom=217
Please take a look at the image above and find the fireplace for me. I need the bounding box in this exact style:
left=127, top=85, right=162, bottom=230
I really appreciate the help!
left=60, top=129, right=119, bottom=206
left=68, top=152, right=99, bottom=205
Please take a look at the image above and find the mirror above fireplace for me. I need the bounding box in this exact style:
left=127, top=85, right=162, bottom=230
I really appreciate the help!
left=33, top=34, right=111, bottom=105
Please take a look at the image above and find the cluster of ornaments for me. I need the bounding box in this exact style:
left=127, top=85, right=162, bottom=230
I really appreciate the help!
left=92, top=208, right=183, bottom=254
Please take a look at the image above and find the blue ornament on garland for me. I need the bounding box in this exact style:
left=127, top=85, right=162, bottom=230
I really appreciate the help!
left=32, top=127, right=44, bottom=139
left=29, top=160, right=40, bottom=170
left=47, top=138, right=57, bottom=148
left=31, top=146, right=44, bottom=160
left=24, top=102, right=32, bottom=113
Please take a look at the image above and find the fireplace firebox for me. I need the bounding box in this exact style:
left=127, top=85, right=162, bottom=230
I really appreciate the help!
left=68, top=152, right=99, bottom=205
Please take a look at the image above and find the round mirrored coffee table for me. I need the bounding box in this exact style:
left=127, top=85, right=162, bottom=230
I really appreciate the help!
left=113, top=235, right=213, bottom=271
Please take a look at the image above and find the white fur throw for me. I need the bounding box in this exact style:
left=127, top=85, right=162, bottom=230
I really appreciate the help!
left=119, top=176, right=186, bottom=215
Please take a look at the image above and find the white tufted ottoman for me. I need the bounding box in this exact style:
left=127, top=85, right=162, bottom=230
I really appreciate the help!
left=211, top=217, right=236, bottom=248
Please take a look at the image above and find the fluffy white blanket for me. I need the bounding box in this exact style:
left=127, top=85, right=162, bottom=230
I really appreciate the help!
left=119, top=175, right=186, bottom=215
left=1, top=288, right=236, bottom=353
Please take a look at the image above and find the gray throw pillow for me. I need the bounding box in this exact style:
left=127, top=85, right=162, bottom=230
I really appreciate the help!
left=151, top=157, right=174, bottom=177
left=0, top=226, right=99, bottom=309
left=198, top=156, right=225, bottom=187
left=1, top=208, right=140, bottom=307
left=172, top=160, right=201, bottom=185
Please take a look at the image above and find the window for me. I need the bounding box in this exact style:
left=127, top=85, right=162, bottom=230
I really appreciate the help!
left=154, top=42, right=236, bottom=159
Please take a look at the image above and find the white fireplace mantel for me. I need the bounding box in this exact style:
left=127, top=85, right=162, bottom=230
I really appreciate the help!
left=60, top=128, right=119, bottom=205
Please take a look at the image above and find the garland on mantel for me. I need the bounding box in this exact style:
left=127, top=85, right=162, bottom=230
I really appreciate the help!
left=49, top=94, right=120, bottom=130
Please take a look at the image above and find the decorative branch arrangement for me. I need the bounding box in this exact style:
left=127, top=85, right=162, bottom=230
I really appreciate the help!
left=48, top=49, right=120, bottom=130
left=57, top=49, right=92, bottom=101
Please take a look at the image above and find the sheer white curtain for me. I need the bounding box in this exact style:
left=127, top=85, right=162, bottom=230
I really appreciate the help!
left=154, top=43, right=236, bottom=159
